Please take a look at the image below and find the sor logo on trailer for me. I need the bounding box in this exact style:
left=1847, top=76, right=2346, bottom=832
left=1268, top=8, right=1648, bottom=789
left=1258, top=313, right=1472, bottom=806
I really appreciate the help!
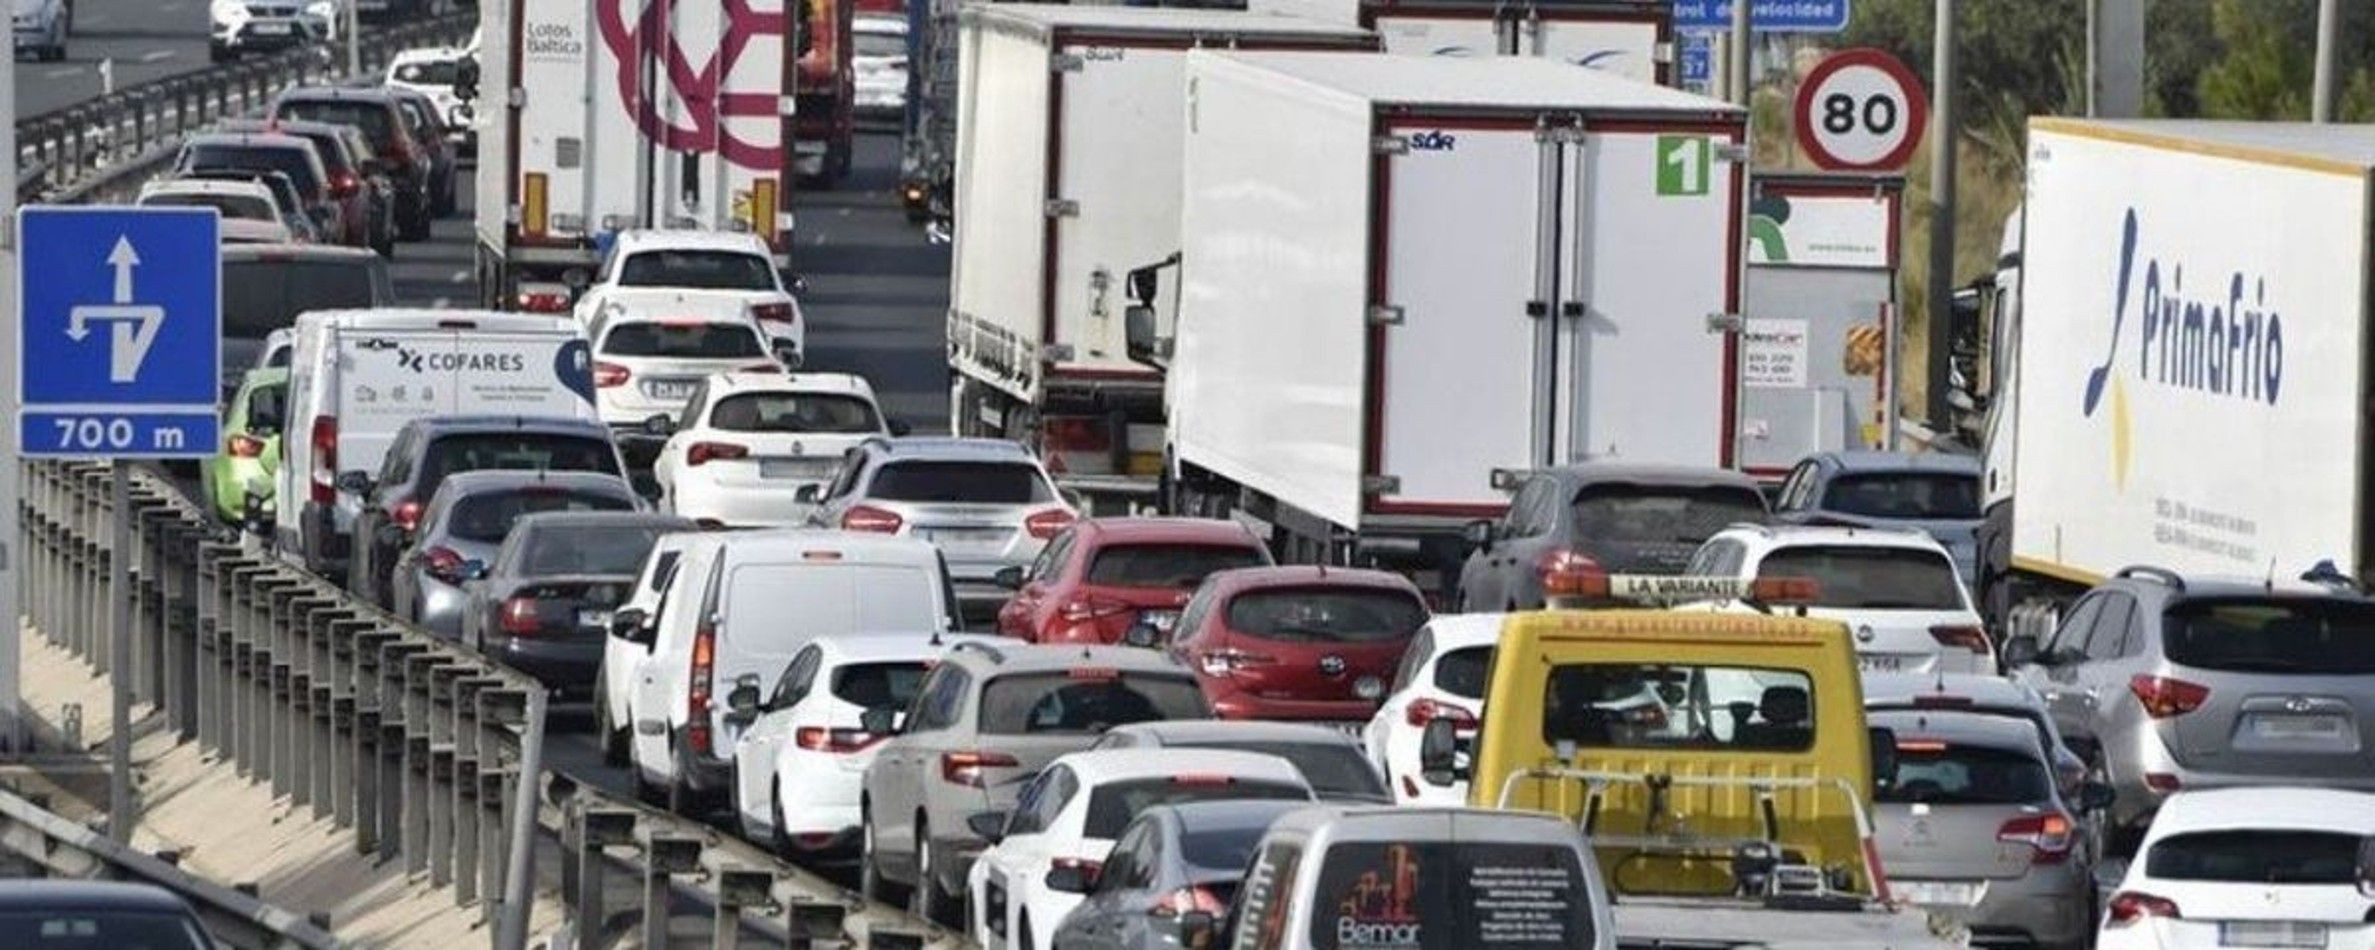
left=1405, top=131, right=1457, bottom=152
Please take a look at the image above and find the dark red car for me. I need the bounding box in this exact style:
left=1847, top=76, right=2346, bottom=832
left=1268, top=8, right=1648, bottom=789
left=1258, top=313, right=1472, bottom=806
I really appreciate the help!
left=1167, top=566, right=1429, bottom=724
left=994, top=517, right=1272, bottom=645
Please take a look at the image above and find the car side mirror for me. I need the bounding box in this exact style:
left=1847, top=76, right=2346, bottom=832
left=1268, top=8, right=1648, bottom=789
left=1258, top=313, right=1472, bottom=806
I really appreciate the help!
left=2356, top=836, right=2375, bottom=898
left=2078, top=781, right=2116, bottom=812
left=610, top=608, right=653, bottom=645
left=2001, top=635, right=2042, bottom=668
left=643, top=414, right=676, bottom=438
left=889, top=420, right=912, bottom=436
left=1418, top=718, right=1463, bottom=786
left=788, top=273, right=809, bottom=294
left=794, top=484, right=822, bottom=504
left=726, top=674, right=763, bottom=720
left=966, top=810, right=1008, bottom=845
left=1870, top=726, right=1900, bottom=791
left=993, top=566, right=1026, bottom=591
left=1462, top=519, right=1498, bottom=550
left=335, top=471, right=374, bottom=495
left=860, top=706, right=902, bottom=735
left=1124, top=304, right=1170, bottom=366
left=1044, top=862, right=1095, bottom=895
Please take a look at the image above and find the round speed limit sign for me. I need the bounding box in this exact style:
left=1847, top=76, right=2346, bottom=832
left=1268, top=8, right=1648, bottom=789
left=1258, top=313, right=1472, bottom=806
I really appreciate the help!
left=1793, top=48, right=1929, bottom=171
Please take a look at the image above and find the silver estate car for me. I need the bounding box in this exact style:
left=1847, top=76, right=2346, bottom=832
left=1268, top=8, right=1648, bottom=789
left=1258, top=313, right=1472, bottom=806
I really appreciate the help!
left=389, top=470, right=640, bottom=639
left=805, top=437, right=1077, bottom=623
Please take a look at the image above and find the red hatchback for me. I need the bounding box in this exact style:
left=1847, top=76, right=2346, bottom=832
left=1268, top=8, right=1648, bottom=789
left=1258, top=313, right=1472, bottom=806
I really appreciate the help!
left=995, top=517, right=1272, bottom=644
left=1168, top=566, right=1429, bottom=724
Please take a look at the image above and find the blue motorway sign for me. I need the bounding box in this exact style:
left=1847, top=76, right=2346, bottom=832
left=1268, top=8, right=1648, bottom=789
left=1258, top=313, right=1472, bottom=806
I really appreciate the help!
left=18, top=206, right=221, bottom=459
left=1680, top=33, right=1712, bottom=85
left=1673, top=0, right=1851, bottom=33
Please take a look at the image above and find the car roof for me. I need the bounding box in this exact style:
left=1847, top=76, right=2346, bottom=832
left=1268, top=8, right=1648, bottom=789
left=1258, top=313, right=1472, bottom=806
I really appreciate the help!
left=1534, top=462, right=1766, bottom=492
left=1868, top=708, right=2046, bottom=754
left=1073, top=517, right=1261, bottom=546
left=1200, top=564, right=1420, bottom=595
left=613, top=229, right=773, bottom=255
left=432, top=470, right=633, bottom=497
left=513, top=511, right=692, bottom=533
left=185, top=131, right=313, bottom=150
left=295, top=309, right=574, bottom=332
left=1861, top=673, right=2042, bottom=709
left=1160, top=798, right=1315, bottom=837
left=1811, top=451, right=1981, bottom=475
left=142, top=178, right=273, bottom=198
left=710, top=528, right=943, bottom=564
left=2105, top=569, right=2374, bottom=601
left=705, top=371, right=876, bottom=398
left=811, top=632, right=996, bottom=663
left=862, top=436, right=1034, bottom=461
left=1419, top=612, right=1511, bottom=650
left=949, top=641, right=1189, bottom=676
left=278, top=85, right=402, bottom=105
left=2146, top=787, right=2375, bottom=837
left=1725, top=523, right=1946, bottom=550
left=0, top=879, right=198, bottom=913
left=220, top=243, right=384, bottom=264
left=1051, top=748, right=1311, bottom=790
left=1263, top=804, right=1585, bottom=843
left=1108, top=719, right=1362, bottom=748
left=398, top=414, right=614, bottom=437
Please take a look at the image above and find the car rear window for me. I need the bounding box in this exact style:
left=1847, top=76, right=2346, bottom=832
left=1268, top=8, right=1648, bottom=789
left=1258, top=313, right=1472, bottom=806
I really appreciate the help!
left=1875, top=742, right=2050, bottom=805
left=600, top=321, right=766, bottom=359
left=832, top=662, right=929, bottom=711
left=277, top=99, right=398, bottom=148
left=286, top=132, right=352, bottom=174
left=1756, top=545, right=1964, bottom=610
left=1182, top=824, right=1268, bottom=883
left=420, top=434, right=620, bottom=496
left=866, top=460, right=1051, bottom=504
left=1084, top=778, right=1308, bottom=839
left=2162, top=598, right=2375, bottom=675
left=1434, top=646, right=1492, bottom=700
left=1542, top=663, right=1813, bottom=752
left=1308, top=841, right=1595, bottom=950
left=448, top=490, right=634, bottom=543
left=1821, top=472, right=1981, bottom=519
left=1175, top=740, right=1386, bottom=801
left=976, top=671, right=1207, bottom=734
left=617, top=250, right=778, bottom=291
left=144, top=192, right=276, bottom=221
left=709, top=393, right=880, bottom=434
left=222, top=258, right=386, bottom=338
left=1223, top=588, right=1426, bottom=643
left=2145, top=830, right=2362, bottom=884
left=855, top=30, right=906, bottom=57
left=1087, top=544, right=1268, bottom=590
left=1572, top=484, right=1767, bottom=545
left=181, top=144, right=322, bottom=199
left=0, top=911, right=212, bottom=949
left=523, top=524, right=671, bottom=576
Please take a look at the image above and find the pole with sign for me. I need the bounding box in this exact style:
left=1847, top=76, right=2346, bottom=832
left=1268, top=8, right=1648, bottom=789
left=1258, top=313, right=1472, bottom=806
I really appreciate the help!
left=1792, top=48, right=1929, bottom=172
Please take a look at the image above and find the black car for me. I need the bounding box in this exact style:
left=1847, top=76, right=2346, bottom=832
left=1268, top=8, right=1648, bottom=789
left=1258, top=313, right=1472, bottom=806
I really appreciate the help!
left=459, top=511, right=694, bottom=694
left=1454, top=462, right=1770, bottom=610
left=0, top=880, right=217, bottom=949
left=220, top=118, right=396, bottom=256
left=219, top=243, right=392, bottom=394
left=268, top=87, right=435, bottom=241
left=345, top=416, right=628, bottom=609
left=1047, top=799, right=1310, bottom=950
left=382, top=85, right=461, bottom=217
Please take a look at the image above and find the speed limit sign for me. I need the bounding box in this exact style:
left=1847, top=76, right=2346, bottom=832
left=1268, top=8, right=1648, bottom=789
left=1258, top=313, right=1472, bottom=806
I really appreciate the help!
left=1794, top=48, right=1929, bottom=172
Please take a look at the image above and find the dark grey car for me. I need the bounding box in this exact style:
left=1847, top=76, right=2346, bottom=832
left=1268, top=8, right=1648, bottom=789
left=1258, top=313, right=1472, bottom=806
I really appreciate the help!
left=458, top=511, right=692, bottom=697
left=1048, top=799, right=1309, bottom=950
left=1454, top=463, right=1769, bottom=610
left=0, top=880, right=217, bottom=949
left=389, top=470, right=641, bottom=639
left=1772, top=451, right=1983, bottom=587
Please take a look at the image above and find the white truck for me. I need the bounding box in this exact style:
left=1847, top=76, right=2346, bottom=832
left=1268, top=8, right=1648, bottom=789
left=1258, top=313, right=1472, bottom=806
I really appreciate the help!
left=1249, top=0, right=1669, bottom=82
left=944, top=5, right=1374, bottom=508
left=1156, top=50, right=1746, bottom=584
left=1974, top=119, right=2375, bottom=626
left=473, top=0, right=800, bottom=311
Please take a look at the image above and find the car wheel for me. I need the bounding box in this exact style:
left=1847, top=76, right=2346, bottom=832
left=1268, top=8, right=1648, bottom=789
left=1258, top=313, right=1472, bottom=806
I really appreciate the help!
left=632, top=761, right=663, bottom=806
left=860, top=807, right=907, bottom=904
left=770, top=783, right=794, bottom=858
left=596, top=683, right=627, bottom=765
left=911, top=816, right=957, bottom=925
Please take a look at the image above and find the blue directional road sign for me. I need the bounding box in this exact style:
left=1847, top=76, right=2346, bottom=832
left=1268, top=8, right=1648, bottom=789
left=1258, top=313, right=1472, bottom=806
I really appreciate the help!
left=1673, top=0, right=1851, bottom=33
left=18, top=207, right=221, bottom=459
left=1679, top=33, right=1712, bottom=87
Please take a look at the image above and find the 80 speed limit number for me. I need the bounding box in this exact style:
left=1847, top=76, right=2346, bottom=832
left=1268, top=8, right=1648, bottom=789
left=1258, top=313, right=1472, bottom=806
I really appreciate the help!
left=1793, top=48, right=1929, bottom=172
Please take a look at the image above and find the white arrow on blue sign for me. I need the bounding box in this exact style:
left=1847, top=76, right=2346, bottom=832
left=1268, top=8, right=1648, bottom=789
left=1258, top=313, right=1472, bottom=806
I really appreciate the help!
left=1673, top=0, right=1851, bottom=33
left=17, top=206, right=222, bottom=459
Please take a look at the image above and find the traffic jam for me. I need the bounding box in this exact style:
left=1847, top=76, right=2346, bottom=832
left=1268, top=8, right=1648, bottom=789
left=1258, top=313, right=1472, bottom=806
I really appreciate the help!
left=32, top=0, right=2375, bottom=947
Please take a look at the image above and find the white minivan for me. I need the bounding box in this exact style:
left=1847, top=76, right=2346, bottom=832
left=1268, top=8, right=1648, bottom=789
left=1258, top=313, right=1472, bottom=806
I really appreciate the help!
left=623, top=530, right=958, bottom=813
left=276, top=310, right=599, bottom=579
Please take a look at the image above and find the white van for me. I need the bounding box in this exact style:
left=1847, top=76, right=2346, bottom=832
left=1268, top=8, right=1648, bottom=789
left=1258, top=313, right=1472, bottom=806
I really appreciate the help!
left=623, top=530, right=957, bottom=812
left=276, top=309, right=598, bottom=578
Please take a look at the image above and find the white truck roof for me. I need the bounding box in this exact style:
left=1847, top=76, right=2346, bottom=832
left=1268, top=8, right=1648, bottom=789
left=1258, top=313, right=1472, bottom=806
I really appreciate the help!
left=964, top=4, right=1370, bottom=39
left=1193, top=49, right=1741, bottom=113
left=295, top=309, right=581, bottom=333
left=2035, top=117, right=2375, bottom=171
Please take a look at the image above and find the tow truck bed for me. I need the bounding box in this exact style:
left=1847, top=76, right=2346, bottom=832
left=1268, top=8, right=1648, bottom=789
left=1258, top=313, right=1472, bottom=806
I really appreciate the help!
left=1614, top=896, right=1966, bottom=949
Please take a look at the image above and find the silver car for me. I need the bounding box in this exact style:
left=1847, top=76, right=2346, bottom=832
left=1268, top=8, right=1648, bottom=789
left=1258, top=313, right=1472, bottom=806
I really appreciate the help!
left=1862, top=672, right=2087, bottom=795
left=1870, top=709, right=2107, bottom=949
left=389, top=470, right=640, bottom=639
left=805, top=437, right=1076, bottom=624
left=2003, top=569, right=2375, bottom=833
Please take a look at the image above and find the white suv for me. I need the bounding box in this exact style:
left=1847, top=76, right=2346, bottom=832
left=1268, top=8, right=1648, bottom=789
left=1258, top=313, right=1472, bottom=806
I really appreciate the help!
left=575, top=230, right=806, bottom=361
left=13, top=0, right=67, bottom=62
left=1361, top=613, right=1501, bottom=806
left=652, top=372, right=897, bottom=528
left=208, top=0, right=325, bottom=62
left=1684, top=523, right=1994, bottom=675
left=588, top=308, right=782, bottom=461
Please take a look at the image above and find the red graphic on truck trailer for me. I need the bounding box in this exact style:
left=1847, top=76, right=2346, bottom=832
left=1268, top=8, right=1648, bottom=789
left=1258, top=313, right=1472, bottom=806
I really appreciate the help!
left=596, top=0, right=787, bottom=171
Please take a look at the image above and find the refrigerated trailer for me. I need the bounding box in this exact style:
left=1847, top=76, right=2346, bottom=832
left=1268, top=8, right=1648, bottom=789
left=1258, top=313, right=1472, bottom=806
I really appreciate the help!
left=1249, top=0, right=1669, bottom=84
left=944, top=6, right=1376, bottom=509
left=1160, top=50, right=1747, bottom=582
left=1739, top=172, right=1904, bottom=476
left=474, top=0, right=800, bottom=310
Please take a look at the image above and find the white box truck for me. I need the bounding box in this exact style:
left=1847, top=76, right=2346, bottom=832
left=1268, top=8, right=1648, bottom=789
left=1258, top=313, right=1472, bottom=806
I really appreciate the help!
left=474, top=0, right=800, bottom=311
left=944, top=6, right=1374, bottom=507
left=1976, top=119, right=2375, bottom=626
left=1248, top=0, right=1669, bottom=83
left=1159, top=50, right=1746, bottom=582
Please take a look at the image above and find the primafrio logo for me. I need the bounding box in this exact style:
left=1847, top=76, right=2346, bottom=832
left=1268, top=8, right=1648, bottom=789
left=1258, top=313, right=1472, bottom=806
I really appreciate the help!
left=2077, top=208, right=2285, bottom=489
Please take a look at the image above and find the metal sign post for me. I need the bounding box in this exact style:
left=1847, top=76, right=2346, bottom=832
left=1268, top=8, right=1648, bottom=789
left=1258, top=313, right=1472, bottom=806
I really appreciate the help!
left=0, top=28, right=19, bottom=756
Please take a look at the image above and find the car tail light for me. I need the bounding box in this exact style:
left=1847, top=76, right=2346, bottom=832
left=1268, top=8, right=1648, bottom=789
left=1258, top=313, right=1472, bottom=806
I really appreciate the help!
left=686, top=442, right=749, bottom=467
left=1151, top=883, right=1229, bottom=918
left=1536, top=550, right=1605, bottom=597
left=1996, top=812, right=2074, bottom=864
left=940, top=750, right=1018, bottom=787
left=796, top=726, right=881, bottom=753
left=749, top=301, right=795, bottom=325
left=1024, top=507, right=1075, bottom=540
left=422, top=546, right=467, bottom=585
left=391, top=499, right=423, bottom=533
left=499, top=597, right=542, bottom=636
left=329, top=171, right=359, bottom=198
left=1197, top=648, right=1275, bottom=678
left=1405, top=697, right=1477, bottom=730
left=517, top=289, right=571, bottom=313
left=840, top=505, right=902, bottom=533
left=687, top=622, right=716, bottom=755
left=1057, top=598, right=1132, bottom=623
left=1170, top=773, right=1233, bottom=787
left=1928, top=625, right=1992, bottom=654
left=2105, top=891, right=2180, bottom=927
left=594, top=362, right=631, bottom=388
left=309, top=416, right=338, bottom=505
left=2130, top=674, right=2209, bottom=719
left=228, top=433, right=267, bottom=458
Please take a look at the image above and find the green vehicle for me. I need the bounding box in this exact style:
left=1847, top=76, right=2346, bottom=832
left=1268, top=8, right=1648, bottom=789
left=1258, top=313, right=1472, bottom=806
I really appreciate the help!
left=202, top=368, right=288, bottom=527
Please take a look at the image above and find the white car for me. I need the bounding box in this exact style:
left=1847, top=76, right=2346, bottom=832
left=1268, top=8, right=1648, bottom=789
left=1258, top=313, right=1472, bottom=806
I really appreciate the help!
left=1362, top=613, right=1499, bottom=805
left=596, top=531, right=699, bottom=765
left=967, top=749, right=1315, bottom=950
left=1684, top=523, right=1995, bottom=675
left=852, top=13, right=908, bottom=118
left=13, top=0, right=67, bottom=62
left=208, top=0, right=325, bottom=62
left=2098, top=786, right=2375, bottom=950
left=589, top=307, right=782, bottom=455
left=575, top=230, right=806, bottom=362
left=138, top=179, right=295, bottom=245
left=729, top=633, right=987, bottom=856
left=385, top=46, right=474, bottom=147
left=652, top=372, right=897, bottom=528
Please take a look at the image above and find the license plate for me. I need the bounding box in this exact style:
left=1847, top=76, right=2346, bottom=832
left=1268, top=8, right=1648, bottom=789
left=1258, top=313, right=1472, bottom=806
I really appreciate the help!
left=252, top=22, right=292, bottom=34
left=922, top=527, right=1006, bottom=544
left=2253, top=715, right=2349, bottom=739
left=642, top=379, right=697, bottom=401
left=760, top=458, right=838, bottom=480
left=1141, top=610, right=1180, bottom=632
left=1892, top=880, right=1983, bottom=907
left=1858, top=654, right=1908, bottom=673
left=578, top=609, right=611, bottom=630
left=1327, top=721, right=1366, bottom=738
left=2221, top=921, right=2327, bottom=948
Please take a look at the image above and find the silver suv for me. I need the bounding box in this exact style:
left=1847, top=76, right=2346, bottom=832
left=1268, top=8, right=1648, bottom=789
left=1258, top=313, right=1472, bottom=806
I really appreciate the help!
left=857, top=641, right=1207, bottom=925
left=2003, top=567, right=2375, bottom=833
left=804, top=437, right=1076, bottom=623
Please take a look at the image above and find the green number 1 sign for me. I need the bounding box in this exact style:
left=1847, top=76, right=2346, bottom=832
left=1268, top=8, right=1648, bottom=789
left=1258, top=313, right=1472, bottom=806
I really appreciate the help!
left=1656, top=135, right=1711, bottom=197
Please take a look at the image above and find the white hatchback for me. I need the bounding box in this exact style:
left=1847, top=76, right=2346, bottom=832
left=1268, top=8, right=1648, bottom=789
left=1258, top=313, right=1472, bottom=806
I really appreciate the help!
left=2098, top=787, right=2375, bottom=950
left=1361, top=613, right=1501, bottom=806
left=1684, top=524, right=1995, bottom=675
left=590, top=309, right=783, bottom=464
left=652, top=372, right=896, bottom=528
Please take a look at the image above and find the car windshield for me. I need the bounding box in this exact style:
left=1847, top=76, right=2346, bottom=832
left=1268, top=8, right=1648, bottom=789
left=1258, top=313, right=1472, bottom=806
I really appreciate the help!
left=448, top=489, right=634, bottom=543
left=420, top=434, right=620, bottom=498
left=617, top=250, right=778, bottom=291
left=277, top=99, right=398, bottom=148
left=393, top=59, right=460, bottom=85
left=709, top=393, right=880, bottom=434
left=1308, top=841, right=1595, bottom=950
left=833, top=661, right=929, bottom=710
left=222, top=258, right=386, bottom=339
left=1821, top=472, right=1981, bottom=520
left=866, top=460, right=1051, bottom=504
left=2145, top=830, right=2361, bottom=884
left=1434, top=646, right=1493, bottom=700
left=1084, top=779, right=1308, bottom=839
left=1224, top=588, right=1426, bottom=643
left=1757, top=545, right=1964, bottom=610
left=599, top=321, right=765, bottom=359
left=181, top=144, right=321, bottom=200
left=1874, top=742, right=2051, bottom=805
left=143, top=192, right=275, bottom=221
left=1176, top=741, right=1386, bottom=801
left=976, top=671, right=1207, bottom=734
left=854, top=30, right=906, bottom=57
left=1541, top=663, right=1814, bottom=752
left=0, top=910, right=213, bottom=949
left=522, top=524, right=670, bottom=576
left=1086, top=544, right=1267, bottom=590
left=2162, top=598, right=2375, bottom=675
left=1572, top=484, right=1767, bottom=548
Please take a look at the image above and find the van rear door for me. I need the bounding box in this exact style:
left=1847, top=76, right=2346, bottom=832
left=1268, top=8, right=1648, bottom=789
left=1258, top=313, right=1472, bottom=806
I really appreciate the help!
left=717, top=558, right=943, bottom=682
left=336, top=327, right=595, bottom=468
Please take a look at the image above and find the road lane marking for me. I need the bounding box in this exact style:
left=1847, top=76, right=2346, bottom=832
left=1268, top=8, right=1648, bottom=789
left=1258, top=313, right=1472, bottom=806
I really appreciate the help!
left=139, top=50, right=176, bottom=64
left=42, top=66, right=81, bottom=79
left=448, top=270, right=471, bottom=284
left=432, top=297, right=450, bottom=308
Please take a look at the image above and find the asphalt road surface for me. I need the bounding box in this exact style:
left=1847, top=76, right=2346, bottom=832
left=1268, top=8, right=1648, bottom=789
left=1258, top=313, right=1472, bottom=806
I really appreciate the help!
left=15, top=0, right=221, bottom=119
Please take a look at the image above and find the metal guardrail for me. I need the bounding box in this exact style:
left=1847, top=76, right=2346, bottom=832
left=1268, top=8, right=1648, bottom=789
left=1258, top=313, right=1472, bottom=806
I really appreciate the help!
left=15, top=460, right=959, bottom=949
left=17, top=12, right=478, bottom=205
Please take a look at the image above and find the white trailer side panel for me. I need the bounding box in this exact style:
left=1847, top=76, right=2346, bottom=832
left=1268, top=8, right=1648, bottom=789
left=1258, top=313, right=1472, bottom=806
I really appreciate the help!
left=1050, top=44, right=1199, bottom=377
left=2013, top=124, right=2371, bottom=582
left=1372, top=16, right=1498, bottom=56
left=948, top=23, right=1053, bottom=401
left=1173, top=53, right=1375, bottom=529
left=1531, top=18, right=1661, bottom=83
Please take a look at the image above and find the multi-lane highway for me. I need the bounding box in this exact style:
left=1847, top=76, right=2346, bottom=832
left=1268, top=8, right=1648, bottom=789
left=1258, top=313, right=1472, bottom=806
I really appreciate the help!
left=15, top=0, right=233, bottom=118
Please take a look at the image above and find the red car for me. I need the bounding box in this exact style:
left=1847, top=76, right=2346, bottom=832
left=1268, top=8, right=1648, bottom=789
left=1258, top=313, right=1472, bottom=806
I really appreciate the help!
left=1167, top=566, right=1429, bottom=724
left=995, top=517, right=1271, bottom=644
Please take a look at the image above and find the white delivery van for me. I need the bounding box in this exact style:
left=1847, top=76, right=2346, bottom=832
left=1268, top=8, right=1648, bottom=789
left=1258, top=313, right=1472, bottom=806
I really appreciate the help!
left=276, top=309, right=598, bottom=578
left=624, top=530, right=958, bottom=811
